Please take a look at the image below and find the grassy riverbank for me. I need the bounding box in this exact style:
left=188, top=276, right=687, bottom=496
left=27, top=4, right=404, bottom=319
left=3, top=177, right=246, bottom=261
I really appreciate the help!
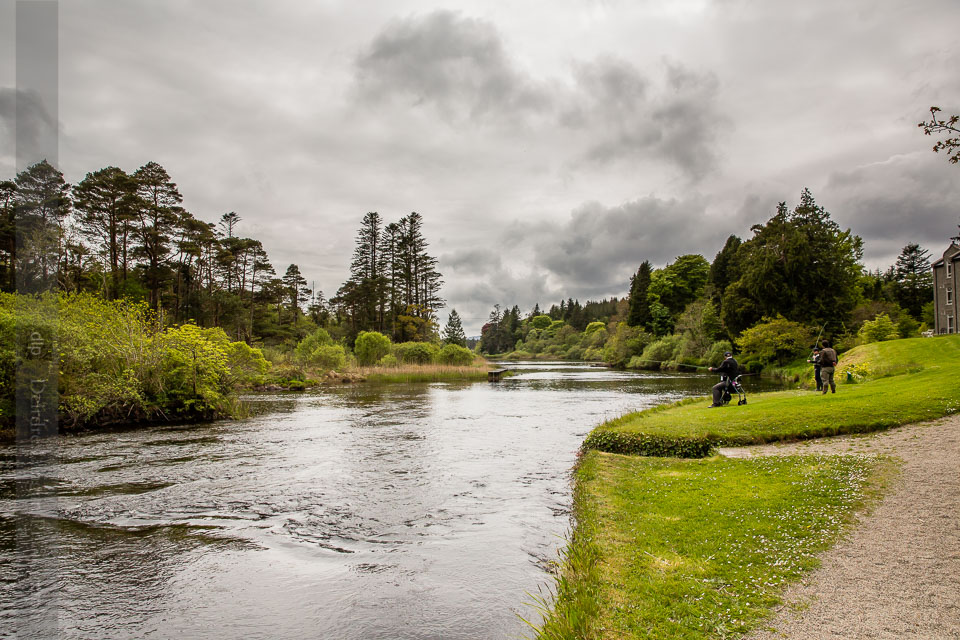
left=583, top=335, right=960, bottom=456
left=530, top=452, right=891, bottom=639
left=530, top=335, right=949, bottom=638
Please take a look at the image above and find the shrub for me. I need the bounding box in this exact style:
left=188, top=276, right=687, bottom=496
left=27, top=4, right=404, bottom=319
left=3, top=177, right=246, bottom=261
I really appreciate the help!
left=530, top=315, right=553, bottom=330
left=584, top=321, right=606, bottom=335
left=897, top=315, right=919, bottom=339
left=638, top=334, right=684, bottom=368
left=394, top=341, right=438, bottom=364
left=378, top=354, right=398, bottom=367
left=583, top=347, right=604, bottom=361
left=859, top=313, right=898, bottom=344
left=581, top=430, right=713, bottom=458
left=736, top=316, right=813, bottom=366
left=565, top=346, right=584, bottom=360
left=704, top=340, right=734, bottom=367
left=354, top=331, right=392, bottom=365
left=311, top=345, right=347, bottom=371
left=293, top=328, right=334, bottom=364
left=436, top=343, right=474, bottom=366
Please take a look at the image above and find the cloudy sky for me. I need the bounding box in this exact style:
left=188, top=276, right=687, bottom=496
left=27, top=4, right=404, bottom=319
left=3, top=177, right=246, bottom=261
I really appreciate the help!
left=2, top=0, right=959, bottom=333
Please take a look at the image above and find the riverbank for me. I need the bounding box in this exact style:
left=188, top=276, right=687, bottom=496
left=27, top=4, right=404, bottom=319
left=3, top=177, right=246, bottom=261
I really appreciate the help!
left=532, top=335, right=960, bottom=639
left=583, top=335, right=960, bottom=456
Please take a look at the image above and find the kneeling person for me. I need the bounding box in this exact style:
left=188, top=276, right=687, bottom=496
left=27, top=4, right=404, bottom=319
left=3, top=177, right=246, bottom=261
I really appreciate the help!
left=708, top=351, right=739, bottom=408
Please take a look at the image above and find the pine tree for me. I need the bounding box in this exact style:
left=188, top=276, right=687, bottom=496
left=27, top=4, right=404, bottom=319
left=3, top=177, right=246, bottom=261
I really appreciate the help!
left=443, top=309, right=467, bottom=346
left=73, top=166, right=137, bottom=299
left=893, top=243, right=932, bottom=319
left=282, top=263, right=311, bottom=323
left=627, top=260, right=652, bottom=328
left=133, top=161, right=184, bottom=310
left=14, top=160, right=71, bottom=291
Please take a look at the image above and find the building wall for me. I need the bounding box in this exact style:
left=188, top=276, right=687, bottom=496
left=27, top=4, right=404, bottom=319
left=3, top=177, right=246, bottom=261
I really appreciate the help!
left=933, top=244, right=959, bottom=334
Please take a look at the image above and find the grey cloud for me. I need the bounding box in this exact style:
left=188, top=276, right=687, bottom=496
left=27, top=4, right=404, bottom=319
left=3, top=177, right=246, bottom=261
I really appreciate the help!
left=440, top=248, right=503, bottom=272
left=354, top=13, right=725, bottom=181
left=525, top=195, right=717, bottom=294
left=823, top=153, right=960, bottom=267
left=354, top=10, right=549, bottom=123
left=564, top=59, right=723, bottom=180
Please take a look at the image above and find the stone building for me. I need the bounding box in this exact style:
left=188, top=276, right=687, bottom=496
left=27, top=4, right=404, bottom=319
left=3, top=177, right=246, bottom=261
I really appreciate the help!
left=932, top=241, right=960, bottom=334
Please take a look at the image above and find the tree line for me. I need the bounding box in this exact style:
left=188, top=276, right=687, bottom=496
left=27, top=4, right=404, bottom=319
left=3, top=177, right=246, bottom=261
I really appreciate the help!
left=478, top=189, right=936, bottom=369
left=0, top=160, right=445, bottom=347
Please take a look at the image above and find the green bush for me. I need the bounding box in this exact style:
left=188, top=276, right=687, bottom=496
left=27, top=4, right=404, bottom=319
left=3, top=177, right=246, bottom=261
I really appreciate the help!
left=310, top=345, right=347, bottom=371
left=531, top=315, right=553, bottom=330
left=565, top=346, right=585, bottom=360
left=584, top=321, right=606, bottom=335
left=638, top=334, right=684, bottom=368
left=581, top=429, right=713, bottom=458
left=354, top=331, right=392, bottom=365
left=378, top=354, right=398, bottom=367
left=394, top=341, right=438, bottom=364
left=704, top=340, right=734, bottom=367
left=736, top=315, right=813, bottom=366
left=293, top=328, right=334, bottom=364
left=436, top=343, right=474, bottom=365
left=859, top=313, right=899, bottom=344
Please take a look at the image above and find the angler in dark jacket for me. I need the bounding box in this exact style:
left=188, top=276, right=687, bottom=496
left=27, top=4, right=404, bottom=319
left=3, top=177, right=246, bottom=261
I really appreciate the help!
left=707, top=352, right=739, bottom=407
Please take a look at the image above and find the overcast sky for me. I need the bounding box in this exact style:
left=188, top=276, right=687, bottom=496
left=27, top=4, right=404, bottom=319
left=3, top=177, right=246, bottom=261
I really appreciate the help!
left=2, top=0, right=959, bottom=333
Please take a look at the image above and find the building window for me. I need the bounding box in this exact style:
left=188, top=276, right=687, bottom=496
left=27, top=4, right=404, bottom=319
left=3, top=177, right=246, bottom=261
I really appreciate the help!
left=949, top=315, right=956, bottom=334
left=949, top=262, right=954, bottom=278
left=949, top=289, right=955, bottom=306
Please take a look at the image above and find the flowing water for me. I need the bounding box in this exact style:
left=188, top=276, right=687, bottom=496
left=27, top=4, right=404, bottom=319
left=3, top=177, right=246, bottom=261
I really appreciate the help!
left=1, top=362, right=786, bottom=639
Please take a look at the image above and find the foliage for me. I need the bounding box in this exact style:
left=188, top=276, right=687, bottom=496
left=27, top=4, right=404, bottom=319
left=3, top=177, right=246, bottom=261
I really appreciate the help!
left=703, top=340, right=734, bottom=367
left=436, top=343, right=474, bottom=366
left=892, top=243, right=932, bottom=319
left=353, top=330, right=392, bottom=365
left=674, top=298, right=722, bottom=358
left=378, top=353, right=398, bottom=367
left=721, top=190, right=863, bottom=335
left=531, top=314, right=553, bottom=330
left=858, top=313, right=898, bottom=344
left=634, top=334, right=685, bottom=369
left=603, top=322, right=651, bottom=367
left=627, top=260, right=652, bottom=328
left=918, top=106, right=960, bottom=165
left=582, top=429, right=713, bottom=457
left=736, top=316, right=813, bottom=367
left=394, top=341, right=438, bottom=364
left=293, top=328, right=334, bottom=364
left=584, top=321, right=605, bottom=335
left=442, top=309, right=467, bottom=347
left=648, top=254, right=710, bottom=317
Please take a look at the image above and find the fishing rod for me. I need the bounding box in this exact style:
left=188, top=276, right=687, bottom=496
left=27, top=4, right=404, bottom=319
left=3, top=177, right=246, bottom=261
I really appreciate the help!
left=627, top=358, right=763, bottom=376
left=809, top=322, right=826, bottom=358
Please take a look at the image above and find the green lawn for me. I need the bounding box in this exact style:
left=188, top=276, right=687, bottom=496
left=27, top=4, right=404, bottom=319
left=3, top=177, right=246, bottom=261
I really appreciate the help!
left=529, top=451, right=890, bottom=640
left=584, top=335, right=960, bottom=456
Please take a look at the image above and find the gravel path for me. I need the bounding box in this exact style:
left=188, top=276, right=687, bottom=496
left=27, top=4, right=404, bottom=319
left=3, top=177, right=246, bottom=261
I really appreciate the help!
left=719, top=415, right=960, bottom=640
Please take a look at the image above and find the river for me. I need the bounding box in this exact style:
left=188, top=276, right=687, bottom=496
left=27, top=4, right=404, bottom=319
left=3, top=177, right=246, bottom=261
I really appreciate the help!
left=1, top=362, right=785, bottom=639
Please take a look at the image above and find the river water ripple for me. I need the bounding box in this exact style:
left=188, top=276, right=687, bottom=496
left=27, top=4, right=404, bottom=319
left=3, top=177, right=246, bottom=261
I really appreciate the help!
left=1, top=362, right=784, bottom=639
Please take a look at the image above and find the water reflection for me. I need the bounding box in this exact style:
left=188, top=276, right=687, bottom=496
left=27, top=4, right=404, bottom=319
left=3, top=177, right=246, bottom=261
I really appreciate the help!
left=1, top=362, right=785, bottom=639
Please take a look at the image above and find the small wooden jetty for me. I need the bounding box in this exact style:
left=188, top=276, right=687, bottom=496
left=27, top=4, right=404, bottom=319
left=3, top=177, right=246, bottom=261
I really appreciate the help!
left=488, top=369, right=509, bottom=382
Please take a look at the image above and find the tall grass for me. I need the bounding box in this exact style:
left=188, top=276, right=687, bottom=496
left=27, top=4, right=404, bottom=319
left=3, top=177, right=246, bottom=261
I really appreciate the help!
left=360, top=363, right=491, bottom=383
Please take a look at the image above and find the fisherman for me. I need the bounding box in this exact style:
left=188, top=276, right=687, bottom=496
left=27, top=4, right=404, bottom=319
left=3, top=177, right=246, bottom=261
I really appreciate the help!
left=807, top=347, right=823, bottom=391
left=707, top=351, right=739, bottom=408
left=819, top=340, right=839, bottom=394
